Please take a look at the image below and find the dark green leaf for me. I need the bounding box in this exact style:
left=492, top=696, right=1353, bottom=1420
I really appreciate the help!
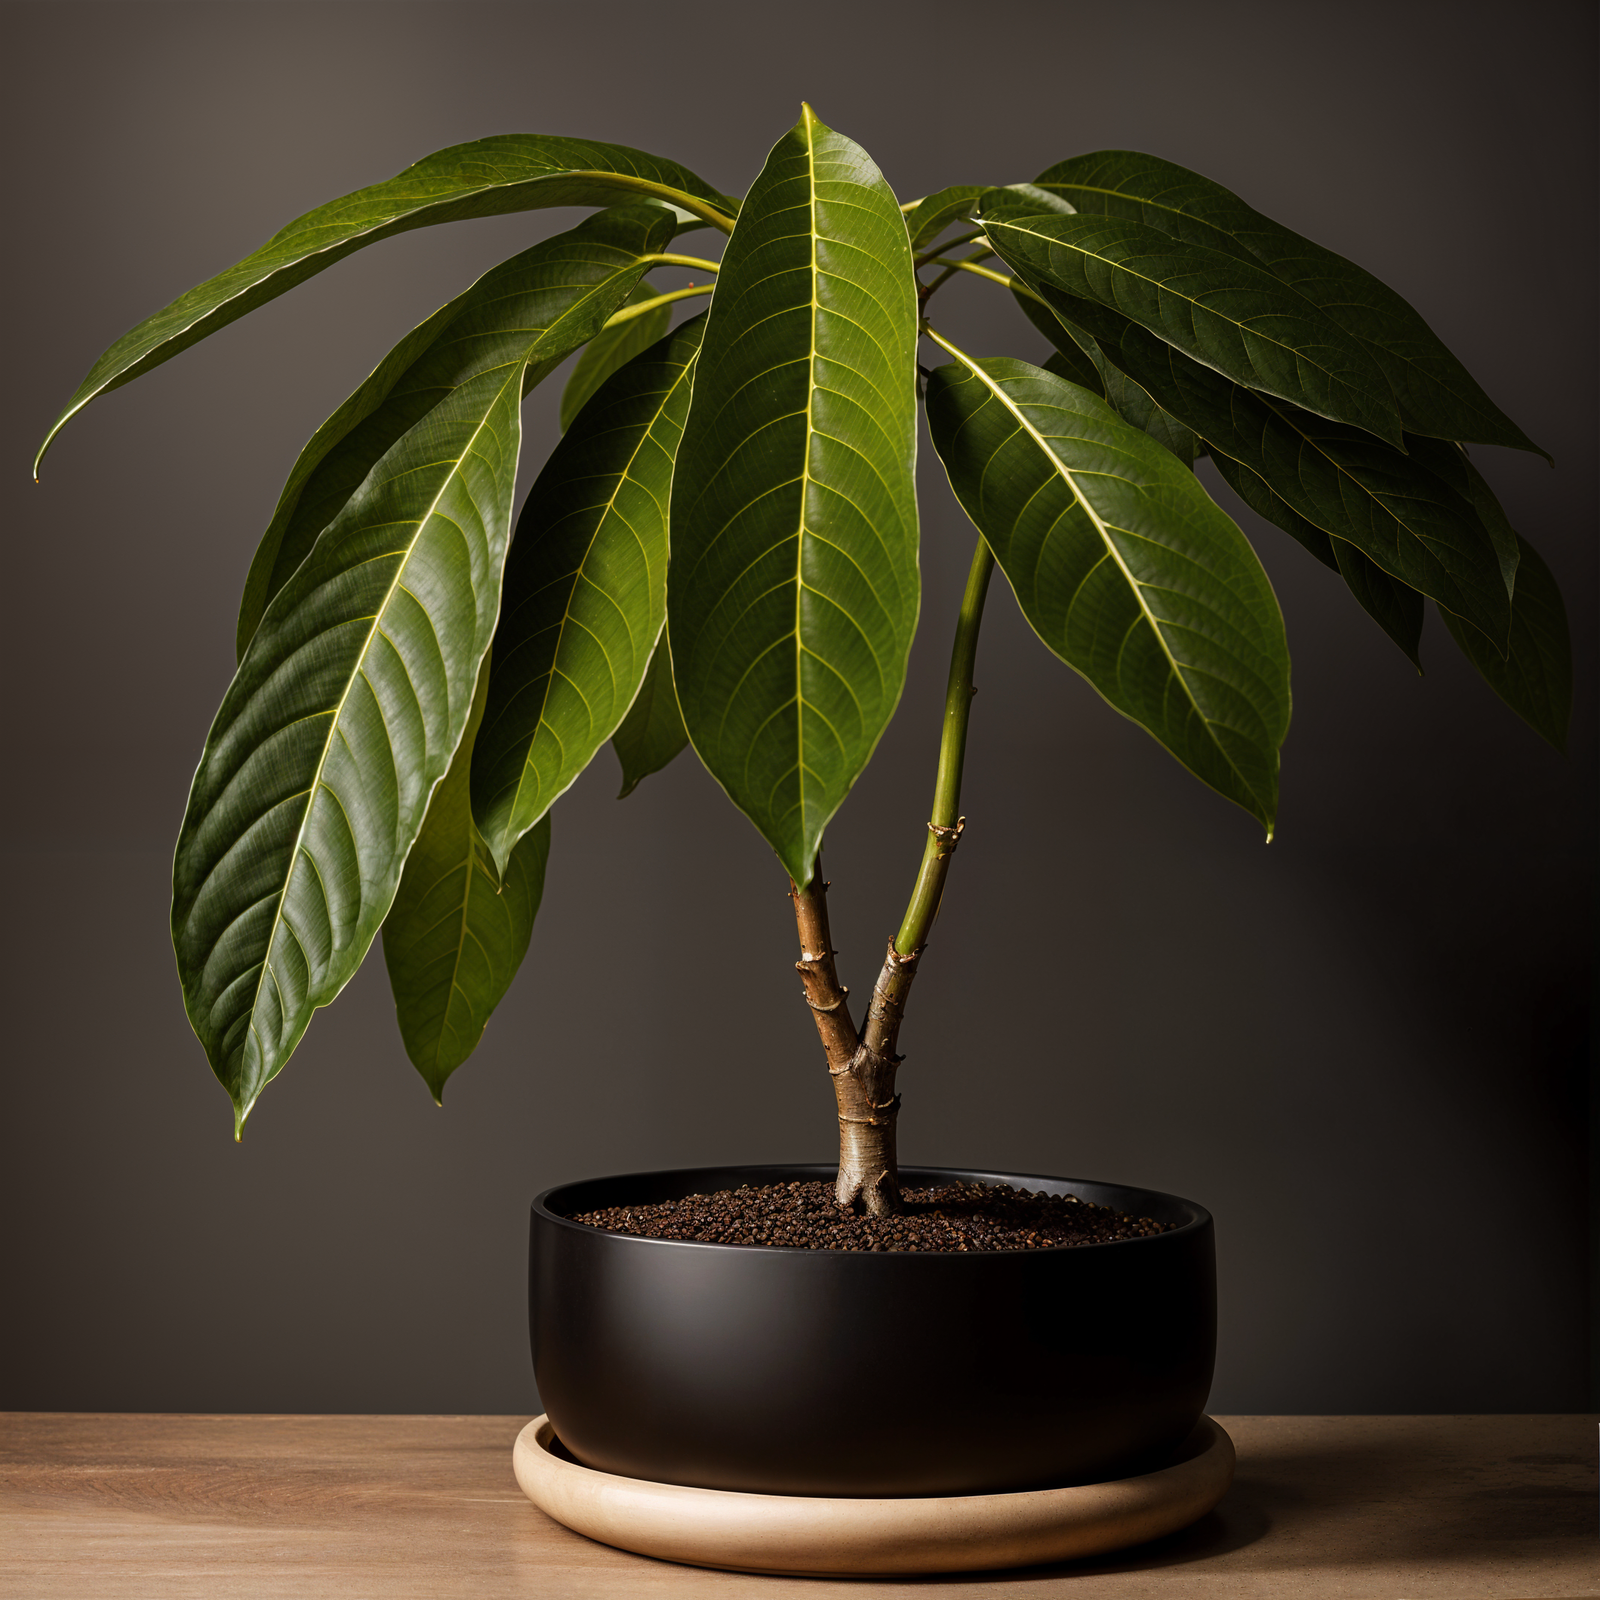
left=668, top=107, right=920, bottom=886
left=1209, top=450, right=1426, bottom=667
left=473, top=315, right=705, bottom=873
left=38, top=134, right=737, bottom=470
left=1019, top=283, right=1102, bottom=388
left=905, top=185, right=992, bottom=251
left=925, top=349, right=1290, bottom=833
left=170, top=230, right=613, bottom=1132
left=613, top=636, right=689, bottom=797
left=1032, top=150, right=1546, bottom=457
left=382, top=668, right=550, bottom=1102
left=975, top=183, right=1076, bottom=224
left=1067, top=311, right=1513, bottom=647
left=981, top=208, right=1405, bottom=447
left=1330, top=540, right=1425, bottom=669
left=235, top=205, right=678, bottom=659
left=1440, top=536, right=1571, bottom=750
left=1020, top=291, right=1201, bottom=464
left=559, top=281, right=673, bottom=432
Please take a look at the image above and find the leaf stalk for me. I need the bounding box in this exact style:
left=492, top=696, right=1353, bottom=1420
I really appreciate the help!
left=894, top=534, right=995, bottom=955
left=599, top=283, right=713, bottom=330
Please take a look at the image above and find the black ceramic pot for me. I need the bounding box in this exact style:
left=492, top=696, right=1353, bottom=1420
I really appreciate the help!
left=530, top=1163, right=1215, bottom=1498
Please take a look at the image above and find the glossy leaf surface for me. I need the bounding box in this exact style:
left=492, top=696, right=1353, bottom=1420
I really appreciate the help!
left=925, top=352, right=1289, bottom=832
left=235, top=206, right=677, bottom=658
left=382, top=670, right=550, bottom=1101
left=1069, top=313, right=1513, bottom=646
left=170, top=218, right=644, bottom=1130
left=473, top=315, right=705, bottom=872
left=1033, top=150, right=1545, bottom=456
left=560, top=281, right=674, bottom=431
left=1440, top=536, right=1571, bottom=750
left=668, top=108, right=920, bottom=886
left=39, top=135, right=736, bottom=469
left=982, top=208, right=1404, bottom=447
left=612, top=636, right=690, bottom=797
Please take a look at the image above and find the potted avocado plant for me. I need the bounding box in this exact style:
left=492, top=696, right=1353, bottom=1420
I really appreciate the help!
left=37, top=107, right=1567, bottom=1567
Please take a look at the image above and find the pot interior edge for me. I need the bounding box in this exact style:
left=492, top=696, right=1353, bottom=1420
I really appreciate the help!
left=534, top=1163, right=1210, bottom=1237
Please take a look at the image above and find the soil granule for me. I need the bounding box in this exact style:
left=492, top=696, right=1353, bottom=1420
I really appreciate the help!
left=569, top=1180, right=1173, bottom=1253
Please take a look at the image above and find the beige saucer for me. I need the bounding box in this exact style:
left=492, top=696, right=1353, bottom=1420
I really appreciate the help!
left=512, top=1415, right=1234, bottom=1575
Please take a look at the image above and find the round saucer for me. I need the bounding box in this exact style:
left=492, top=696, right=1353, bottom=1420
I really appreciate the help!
left=512, top=1414, right=1233, bottom=1575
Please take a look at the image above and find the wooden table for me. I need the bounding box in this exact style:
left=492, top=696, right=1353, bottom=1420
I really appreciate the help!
left=2, top=1414, right=1595, bottom=1597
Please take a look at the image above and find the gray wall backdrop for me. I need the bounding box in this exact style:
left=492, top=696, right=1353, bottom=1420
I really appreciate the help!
left=3, top=0, right=1593, bottom=1416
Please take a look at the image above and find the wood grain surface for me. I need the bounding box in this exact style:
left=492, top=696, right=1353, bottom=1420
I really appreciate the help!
left=2, top=1413, right=1595, bottom=1598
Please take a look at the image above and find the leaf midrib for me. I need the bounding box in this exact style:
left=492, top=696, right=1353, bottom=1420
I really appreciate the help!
left=231, top=346, right=526, bottom=1108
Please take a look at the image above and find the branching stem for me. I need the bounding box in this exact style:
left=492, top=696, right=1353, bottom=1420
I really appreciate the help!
left=926, top=255, right=1048, bottom=307
left=913, top=228, right=986, bottom=268
left=640, top=252, right=723, bottom=274
left=600, top=283, right=714, bottom=330
left=894, top=535, right=996, bottom=956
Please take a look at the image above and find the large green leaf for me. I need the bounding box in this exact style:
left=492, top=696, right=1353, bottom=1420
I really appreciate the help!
left=38, top=134, right=737, bottom=470
left=559, top=280, right=674, bottom=431
left=981, top=208, right=1405, bottom=447
left=382, top=667, right=551, bottom=1102
left=235, top=205, right=678, bottom=659
left=170, top=222, right=646, bottom=1132
left=1440, top=536, right=1571, bottom=750
left=472, top=315, right=705, bottom=872
left=1032, top=151, right=1546, bottom=457
left=612, top=636, right=689, bottom=797
left=1063, top=311, right=1514, bottom=647
left=924, top=349, right=1290, bottom=833
left=667, top=107, right=920, bottom=887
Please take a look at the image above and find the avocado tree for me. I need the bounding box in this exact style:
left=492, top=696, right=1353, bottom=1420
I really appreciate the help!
left=36, top=109, right=1568, bottom=1213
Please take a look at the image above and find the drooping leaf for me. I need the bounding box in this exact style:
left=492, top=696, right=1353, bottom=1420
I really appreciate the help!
left=559, top=280, right=674, bottom=431
left=1439, top=536, right=1571, bottom=750
left=1405, top=436, right=1520, bottom=592
left=1025, top=297, right=1201, bottom=465
left=382, top=666, right=551, bottom=1102
left=38, top=134, right=737, bottom=470
left=1025, top=301, right=1102, bottom=391
left=1032, top=150, right=1546, bottom=457
left=612, top=635, right=689, bottom=797
left=981, top=207, right=1405, bottom=447
left=1208, top=449, right=1426, bottom=668
left=235, top=205, right=678, bottom=659
left=171, top=221, right=644, bottom=1132
left=473, top=315, right=705, bottom=872
left=1330, top=540, right=1425, bottom=670
left=924, top=349, right=1289, bottom=833
left=1060, top=310, right=1513, bottom=647
left=667, top=107, right=920, bottom=887
left=905, top=185, right=993, bottom=251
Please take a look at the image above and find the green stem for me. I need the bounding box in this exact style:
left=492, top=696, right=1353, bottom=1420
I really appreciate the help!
left=927, top=256, right=1047, bottom=307
left=578, top=174, right=737, bottom=236
left=913, top=228, right=986, bottom=268
left=601, top=283, right=713, bottom=329
left=640, top=252, right=723, bottom=274
left=894, top=534, right=996, bottom=955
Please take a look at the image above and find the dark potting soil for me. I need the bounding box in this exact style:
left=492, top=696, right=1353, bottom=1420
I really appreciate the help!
left=569, top=1180, right=1173, bottom=1252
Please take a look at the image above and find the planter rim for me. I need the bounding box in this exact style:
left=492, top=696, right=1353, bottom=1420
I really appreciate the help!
left=532, top=1161, right=1212, bottom=1259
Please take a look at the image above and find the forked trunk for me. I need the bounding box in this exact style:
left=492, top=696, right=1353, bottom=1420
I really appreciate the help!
left=788, top=541, right=995, bottom=1215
